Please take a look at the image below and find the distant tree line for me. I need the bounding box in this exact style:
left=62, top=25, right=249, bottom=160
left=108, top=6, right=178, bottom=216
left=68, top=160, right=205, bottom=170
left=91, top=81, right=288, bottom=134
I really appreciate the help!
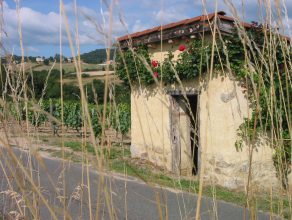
left=2, top=48, right=115, bottom=65
left=2, top=54, right=69, bottom=64
left=80, top=49, right=114, bottom=64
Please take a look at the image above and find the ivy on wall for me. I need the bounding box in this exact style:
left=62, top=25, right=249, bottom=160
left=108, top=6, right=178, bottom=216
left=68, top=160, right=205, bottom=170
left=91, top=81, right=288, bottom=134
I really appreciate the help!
left=116, top=32, right=248, bottom=85
left=116, top=26, right=292, bottom=186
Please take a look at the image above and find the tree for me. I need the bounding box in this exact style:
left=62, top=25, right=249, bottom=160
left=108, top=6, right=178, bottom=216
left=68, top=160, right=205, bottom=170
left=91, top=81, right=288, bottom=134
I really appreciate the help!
left=28, top=56, right=36, bottom=62
left=44, top=59, right=50, bottom=65
left=80, top=48, right=114, bottom=64
left=54, top=54, right=66, bottom=62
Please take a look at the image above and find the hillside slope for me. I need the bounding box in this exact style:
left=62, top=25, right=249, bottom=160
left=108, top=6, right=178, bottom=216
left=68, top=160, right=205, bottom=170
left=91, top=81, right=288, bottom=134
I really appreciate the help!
left=80, top=48, right=115, bottom=64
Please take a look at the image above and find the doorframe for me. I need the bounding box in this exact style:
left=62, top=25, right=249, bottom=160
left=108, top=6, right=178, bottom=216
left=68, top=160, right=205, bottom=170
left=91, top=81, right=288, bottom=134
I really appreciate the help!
left=168, top=89, right=201, bottom=176
left=169, top=95, right=181, bottom=175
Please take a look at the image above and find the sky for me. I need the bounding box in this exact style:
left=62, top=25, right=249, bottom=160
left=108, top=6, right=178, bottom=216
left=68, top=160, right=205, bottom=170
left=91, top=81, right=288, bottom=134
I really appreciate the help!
left=2, top=0, right=292, bottom=57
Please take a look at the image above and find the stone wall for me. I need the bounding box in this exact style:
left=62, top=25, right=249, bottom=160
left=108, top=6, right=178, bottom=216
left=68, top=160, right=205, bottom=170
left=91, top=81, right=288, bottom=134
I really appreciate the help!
left=204, top=154, right=280, bottom=191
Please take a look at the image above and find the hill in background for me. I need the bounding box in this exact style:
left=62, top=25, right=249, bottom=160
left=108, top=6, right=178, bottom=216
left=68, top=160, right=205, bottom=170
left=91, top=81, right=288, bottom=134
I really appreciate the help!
left=80, top=48, right=115, bottom=64
left=2, top=48, right=115, bottom=64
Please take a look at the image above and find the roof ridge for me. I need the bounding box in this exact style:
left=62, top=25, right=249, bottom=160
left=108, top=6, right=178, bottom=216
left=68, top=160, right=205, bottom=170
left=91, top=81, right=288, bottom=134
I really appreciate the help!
left=117, top=11, right=251, bottom=42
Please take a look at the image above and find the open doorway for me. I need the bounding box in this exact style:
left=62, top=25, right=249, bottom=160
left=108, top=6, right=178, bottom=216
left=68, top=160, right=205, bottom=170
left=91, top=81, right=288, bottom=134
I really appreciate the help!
left=187, top=95, right=199, bottom=175
left=171, top=93, right=199, bottom=175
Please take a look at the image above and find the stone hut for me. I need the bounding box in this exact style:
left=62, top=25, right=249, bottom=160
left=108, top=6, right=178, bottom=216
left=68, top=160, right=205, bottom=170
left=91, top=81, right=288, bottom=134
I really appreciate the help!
left=117, top=11, right=281, bottom=190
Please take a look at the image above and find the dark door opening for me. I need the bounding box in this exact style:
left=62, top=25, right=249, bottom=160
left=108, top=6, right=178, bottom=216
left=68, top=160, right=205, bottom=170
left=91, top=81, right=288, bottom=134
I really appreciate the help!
left=171, top=94, right=199, bottom=175
left=187, top=95, right=199, bottom=175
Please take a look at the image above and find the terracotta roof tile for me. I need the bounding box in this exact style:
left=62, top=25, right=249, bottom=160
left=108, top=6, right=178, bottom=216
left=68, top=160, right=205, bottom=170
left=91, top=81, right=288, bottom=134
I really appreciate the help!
left=217, top=14, right=252, bottom=28
left=117, top=11, right=249, bottom=42
left=117, top=11, right=291, bottom=43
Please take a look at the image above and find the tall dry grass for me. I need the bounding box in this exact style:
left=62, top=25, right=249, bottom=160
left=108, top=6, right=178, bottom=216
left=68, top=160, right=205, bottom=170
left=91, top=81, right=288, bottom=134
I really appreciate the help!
left=0, top=0, right=290, bottom=219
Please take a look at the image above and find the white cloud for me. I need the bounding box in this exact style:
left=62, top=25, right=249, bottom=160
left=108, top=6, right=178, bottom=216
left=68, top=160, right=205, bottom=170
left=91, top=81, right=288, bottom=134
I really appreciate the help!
left=64, top=2, right=98, bottom=19
left=2, top=0, right=291, bottom=56
left=3, top=2, right=61, bottom=45
left=155, top=8, right=189, bottom=24
left=2, top=1, right=128, bottom=55
left=132, top=19, right=149, bottom=32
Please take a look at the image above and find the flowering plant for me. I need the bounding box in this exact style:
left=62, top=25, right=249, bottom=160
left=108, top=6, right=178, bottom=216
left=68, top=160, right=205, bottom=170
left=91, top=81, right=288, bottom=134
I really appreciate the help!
left=151, top=60, right=159, bottom=68
left=178, top=44, right=186, bottom=51
left=153, top=72, right=158, bottom=78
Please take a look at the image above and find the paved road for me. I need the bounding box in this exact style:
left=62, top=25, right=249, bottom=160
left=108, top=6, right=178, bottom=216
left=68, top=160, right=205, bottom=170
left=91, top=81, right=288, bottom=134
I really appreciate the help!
left=0, top=147, right=279, bottom=220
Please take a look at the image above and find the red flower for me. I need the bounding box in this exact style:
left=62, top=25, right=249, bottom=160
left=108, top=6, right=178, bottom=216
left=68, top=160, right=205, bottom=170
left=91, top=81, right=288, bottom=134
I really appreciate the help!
left=153, top=72, right=159, bottom=78
left=178, top=44, right=186, bottom=51
left=151, top=60, right=158, bottom=68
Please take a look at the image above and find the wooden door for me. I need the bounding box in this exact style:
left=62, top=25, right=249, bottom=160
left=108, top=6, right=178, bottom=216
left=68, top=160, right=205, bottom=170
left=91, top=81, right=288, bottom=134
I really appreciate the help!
left=171, top=96, right=181, bottom=175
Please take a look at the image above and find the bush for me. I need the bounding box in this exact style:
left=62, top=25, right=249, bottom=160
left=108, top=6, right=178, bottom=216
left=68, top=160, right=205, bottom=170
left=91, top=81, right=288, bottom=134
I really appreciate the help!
left=43, top=59, right=50, bottom=65
left=86, top=79, right=105, bottom=104
left=82, top=73, right=90, bottom=78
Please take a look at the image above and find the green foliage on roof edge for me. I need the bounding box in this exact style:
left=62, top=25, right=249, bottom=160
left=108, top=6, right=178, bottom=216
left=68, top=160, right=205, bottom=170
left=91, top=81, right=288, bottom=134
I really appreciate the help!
left=116, top=27, right=292, bottom=188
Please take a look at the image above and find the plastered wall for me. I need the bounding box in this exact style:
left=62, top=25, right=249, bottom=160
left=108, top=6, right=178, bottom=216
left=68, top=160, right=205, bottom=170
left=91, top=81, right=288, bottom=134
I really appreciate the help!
left=130, top=40, right=280, bottom=190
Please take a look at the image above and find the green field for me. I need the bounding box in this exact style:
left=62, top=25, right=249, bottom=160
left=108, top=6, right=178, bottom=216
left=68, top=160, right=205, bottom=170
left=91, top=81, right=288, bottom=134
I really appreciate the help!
left=29, top=62, right=100, bottom=73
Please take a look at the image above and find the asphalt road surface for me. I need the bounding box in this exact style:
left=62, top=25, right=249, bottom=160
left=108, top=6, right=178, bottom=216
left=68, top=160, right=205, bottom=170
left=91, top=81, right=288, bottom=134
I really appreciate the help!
left=0, top=147, right=280, bottom=220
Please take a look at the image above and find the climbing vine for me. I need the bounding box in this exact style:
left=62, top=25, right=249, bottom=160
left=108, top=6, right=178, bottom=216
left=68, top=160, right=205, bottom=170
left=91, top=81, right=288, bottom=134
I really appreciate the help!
left=116, top=26, right=292, bottom=186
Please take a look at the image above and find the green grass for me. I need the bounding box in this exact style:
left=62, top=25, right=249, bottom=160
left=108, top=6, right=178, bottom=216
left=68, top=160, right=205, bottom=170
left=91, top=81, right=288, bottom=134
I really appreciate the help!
left=62, top=141, right=95, bottom=154
left=61, top=141, right=131, bottom=159
left=110, top=160, right=290, bottom=218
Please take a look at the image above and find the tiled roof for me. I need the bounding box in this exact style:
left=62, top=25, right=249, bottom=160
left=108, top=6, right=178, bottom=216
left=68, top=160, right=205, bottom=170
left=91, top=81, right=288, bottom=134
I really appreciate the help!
left=117, top=11, right=252, bottom=42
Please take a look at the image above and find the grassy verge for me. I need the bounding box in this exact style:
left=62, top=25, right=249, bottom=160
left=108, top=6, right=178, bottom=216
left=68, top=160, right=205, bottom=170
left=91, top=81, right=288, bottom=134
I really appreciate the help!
left=46, top=140, right=290, bottom=218
left=63, top=141, right=96, bottom=154
left=60, top=141, right=131, bottom=158
left=110, top=160, right=290, bottom=218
